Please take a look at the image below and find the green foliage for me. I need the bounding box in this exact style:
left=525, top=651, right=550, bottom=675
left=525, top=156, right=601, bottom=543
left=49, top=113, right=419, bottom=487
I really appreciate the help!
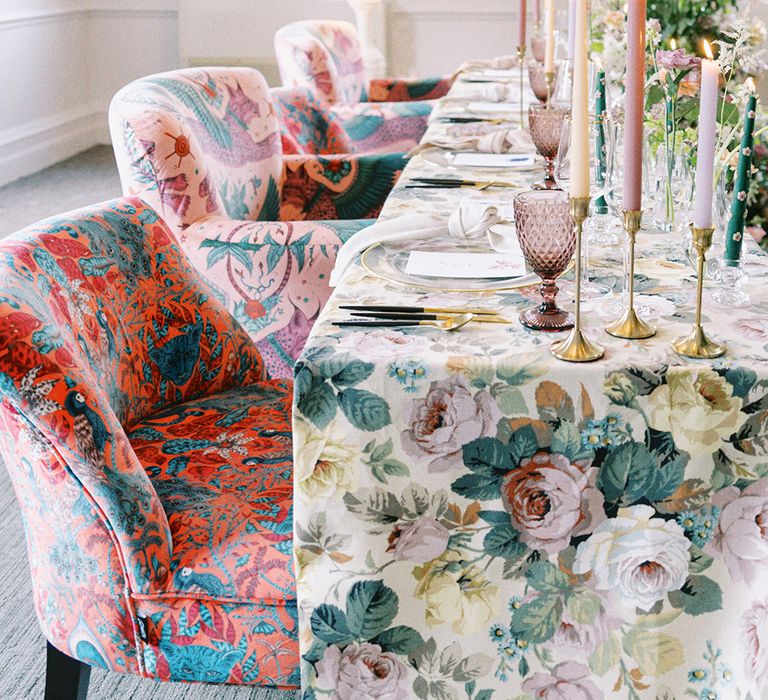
left=647, top=0, right=738, bottom=47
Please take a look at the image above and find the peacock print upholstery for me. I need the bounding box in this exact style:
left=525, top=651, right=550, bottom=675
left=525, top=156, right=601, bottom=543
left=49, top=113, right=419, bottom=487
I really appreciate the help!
left=271, top=85, right=429, bottom=155
left=0, top=198, right=300, bottom=693
left=109, top=67, right=382, bottom=378
left=273, top=20, right=453, bottom=106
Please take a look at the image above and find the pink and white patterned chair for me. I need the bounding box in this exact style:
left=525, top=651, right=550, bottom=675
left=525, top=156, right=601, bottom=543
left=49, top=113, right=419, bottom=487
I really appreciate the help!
left=109, top=67, right=384, bottom=379
left=274, top=20, right=452, bottom=106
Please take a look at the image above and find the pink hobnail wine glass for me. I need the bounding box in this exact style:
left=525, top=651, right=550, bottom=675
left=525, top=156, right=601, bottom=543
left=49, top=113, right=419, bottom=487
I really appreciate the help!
left=529, top=103, right=570, bottom=190
left=528, top=61, right=560, bottom=104
left=531, top=35, right=546, bottom=64
left=514, top=190, right=576, bottom=331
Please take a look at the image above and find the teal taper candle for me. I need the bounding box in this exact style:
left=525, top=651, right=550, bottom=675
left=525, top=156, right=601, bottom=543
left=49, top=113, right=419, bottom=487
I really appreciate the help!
left=594, top=70, right=608, bottom=213
left=725, top=89, right=758, bottom=263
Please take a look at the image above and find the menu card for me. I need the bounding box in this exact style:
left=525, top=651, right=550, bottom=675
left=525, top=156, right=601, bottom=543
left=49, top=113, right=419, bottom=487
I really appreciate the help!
left=451, top=153, right=536, bottom=168
left=405, top=251, right=526, bottom=278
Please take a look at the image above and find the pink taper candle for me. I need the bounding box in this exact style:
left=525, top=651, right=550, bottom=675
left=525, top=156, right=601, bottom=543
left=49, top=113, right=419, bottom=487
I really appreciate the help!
left=535, top=0, right=541, bottom=26
left=693, top=41, right=719, bottom=228
left=570, top=0, right=590, bottom=198
left=519, top=0, right=527, bottom=49
left=623, top=0, right=646, bottom=211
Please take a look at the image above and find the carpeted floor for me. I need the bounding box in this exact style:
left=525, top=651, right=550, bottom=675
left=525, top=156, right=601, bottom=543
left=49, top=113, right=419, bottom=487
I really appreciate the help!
left=0, top=148, right=300, bottom=699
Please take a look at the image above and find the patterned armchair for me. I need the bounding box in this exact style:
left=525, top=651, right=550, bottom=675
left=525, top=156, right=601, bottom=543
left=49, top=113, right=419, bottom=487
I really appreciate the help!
left=273, top=20, right=452, bottom=105
left=0, top=198, right=299, bottom=696
left=272, top=85, right=427, bottom=155
left=109, top=67, right=383, bottom=379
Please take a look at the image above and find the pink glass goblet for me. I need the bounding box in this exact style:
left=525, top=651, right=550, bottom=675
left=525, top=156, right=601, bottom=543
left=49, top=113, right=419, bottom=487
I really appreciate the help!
left=529, top=103, right=570, bottom=190
left=531, top=35, right=546, bottom=64
left=514, top=190, right=576, bottom=331
left=528, top=60, right=560, bottom=104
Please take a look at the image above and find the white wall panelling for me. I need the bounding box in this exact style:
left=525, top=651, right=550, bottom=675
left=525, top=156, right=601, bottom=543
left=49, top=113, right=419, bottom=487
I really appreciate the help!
left=178, top=0, right=355, bottom=86
left=0, top=1, right=179, bottom=188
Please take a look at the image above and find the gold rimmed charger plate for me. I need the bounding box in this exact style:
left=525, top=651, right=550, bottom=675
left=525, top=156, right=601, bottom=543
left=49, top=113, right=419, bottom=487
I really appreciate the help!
left=360, top=237, right=541, bottom=293
left=417, top=147, right=540, bottom=173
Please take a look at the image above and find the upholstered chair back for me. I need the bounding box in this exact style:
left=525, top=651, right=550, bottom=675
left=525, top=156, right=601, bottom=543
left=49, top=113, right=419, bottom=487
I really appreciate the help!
left=274, top=20, right=369, bottom=104
left=0, top=199, right=263, bottom=670
left=271, top=86, right=353, bottom=155
left=109, top=68, right=283, bottom=237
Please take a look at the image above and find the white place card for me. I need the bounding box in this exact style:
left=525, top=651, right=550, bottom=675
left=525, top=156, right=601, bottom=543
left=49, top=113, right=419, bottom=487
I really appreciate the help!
left=451, top=153, right=536, bottom=168
left=405, top=251, right=526, bottom=279
left=468, top=101, right=520, bottom=113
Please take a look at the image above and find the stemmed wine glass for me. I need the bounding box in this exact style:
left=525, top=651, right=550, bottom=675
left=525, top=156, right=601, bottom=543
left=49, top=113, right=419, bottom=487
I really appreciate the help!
left=514, top=190, right=576, bottom=331
left=529, top=104, right=571, bottom=190
left=528, top=61, right=561, bottom=104
left=554, top=113, right=613, bottom=299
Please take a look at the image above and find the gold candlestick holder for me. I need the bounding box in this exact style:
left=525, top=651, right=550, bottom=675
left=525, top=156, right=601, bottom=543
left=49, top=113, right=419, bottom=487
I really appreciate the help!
left=605, top=210, right=656, bottom=339
left=552, top=197, right=605, bottom=362
left=544, top=70, right=555, bottom=107
left=671, top=224, right=726, bottom=359
left=516, top=45, right=527, bottom=127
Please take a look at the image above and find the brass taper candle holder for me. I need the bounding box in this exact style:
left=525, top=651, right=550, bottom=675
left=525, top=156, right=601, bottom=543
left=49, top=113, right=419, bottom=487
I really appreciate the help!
left=671, top=224, right=726, bottom=359
left=544, top=71, right=555, bottom=106
left=516, top=45, right=527, bottom=127
left=605, top=210, right=656, bottom=339
left=552, top=197, right=605, bottom=362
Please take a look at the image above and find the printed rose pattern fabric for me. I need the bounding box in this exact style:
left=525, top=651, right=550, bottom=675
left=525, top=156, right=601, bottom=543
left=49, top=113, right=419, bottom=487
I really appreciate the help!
left=291, top=74, right=768, bottom=698
left=0, top=199, right=299, bottom=687
left=109, top=67, right=379, bottom=377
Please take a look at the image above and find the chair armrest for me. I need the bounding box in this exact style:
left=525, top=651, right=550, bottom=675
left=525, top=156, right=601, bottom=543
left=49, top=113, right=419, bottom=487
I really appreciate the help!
left=368, top=76, right=454, bottom=102
left=180, top=216, right=374, bottom=378
left=329, top=102, right=432, bottom=154
left=280, top=153, right=408, bottom=221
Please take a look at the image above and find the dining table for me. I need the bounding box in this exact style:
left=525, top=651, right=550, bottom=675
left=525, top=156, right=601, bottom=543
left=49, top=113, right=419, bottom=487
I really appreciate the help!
left=291, top=62, right=768, bottom=699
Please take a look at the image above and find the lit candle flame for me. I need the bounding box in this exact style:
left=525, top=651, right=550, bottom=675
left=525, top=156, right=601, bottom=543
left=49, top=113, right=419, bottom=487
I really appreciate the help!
left=747, top=77, right=756, bottom=94
left=670, top=38, right=677, bottom=50
left=703, top=40, right=714, bottom=61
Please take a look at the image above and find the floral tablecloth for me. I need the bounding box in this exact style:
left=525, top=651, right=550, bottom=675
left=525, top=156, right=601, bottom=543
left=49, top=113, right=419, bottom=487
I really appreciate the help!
left=292, top=71, right=768, bottom=699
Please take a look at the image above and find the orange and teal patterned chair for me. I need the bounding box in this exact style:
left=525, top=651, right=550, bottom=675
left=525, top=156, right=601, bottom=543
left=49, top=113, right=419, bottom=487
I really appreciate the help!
left=272, top=85, right=426, bottom=155
left=109, top=67, right=390, bottom=378
left=273, top=20, right=452, bottom=105
left=0, top=198, right=299, bottom=698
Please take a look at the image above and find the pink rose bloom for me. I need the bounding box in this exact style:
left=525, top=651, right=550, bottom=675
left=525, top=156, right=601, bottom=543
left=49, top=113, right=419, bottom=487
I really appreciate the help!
left=501, top=452, right=605, bottom=553
left=545, top=607, right=621, bottom=658
left=522, top=661, right=604, bottom=700
left=316, top=642, right=411, bottom=699
left=387, top=515, right=450, bottom=563
left=708, top=479, right=768, bottom=582
left=401, top=375, right=502, bottom=472
left=337, top=329, right=429, bottom=362
left=737, top=319, right=768, bottom=340
left=742, top=599, right=768, bottom=688
left=656, top=48, right=701, bottom=71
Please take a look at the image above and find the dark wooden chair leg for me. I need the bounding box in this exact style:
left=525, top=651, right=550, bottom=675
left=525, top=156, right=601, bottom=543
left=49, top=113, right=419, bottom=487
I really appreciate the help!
left=44, top=642, right=91, bottom=700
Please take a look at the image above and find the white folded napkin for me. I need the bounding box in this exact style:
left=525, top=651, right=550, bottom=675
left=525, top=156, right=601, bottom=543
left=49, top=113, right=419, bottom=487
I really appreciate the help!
left=330, top=203, right=513, bottom=286
left=411, top=128, right=534, bottom=156
left=477, top=83, right=514, bottom=102
left=457, top=55, right=519, bottom=73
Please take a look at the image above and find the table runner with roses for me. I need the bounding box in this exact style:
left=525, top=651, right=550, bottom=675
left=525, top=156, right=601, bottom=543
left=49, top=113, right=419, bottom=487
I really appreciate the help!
left=291, top=74, right=768, bottom=700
